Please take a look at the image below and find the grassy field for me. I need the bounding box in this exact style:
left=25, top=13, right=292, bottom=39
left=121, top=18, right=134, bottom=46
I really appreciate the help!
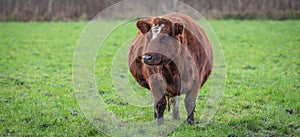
left=0, top=20, right=299, bottom=136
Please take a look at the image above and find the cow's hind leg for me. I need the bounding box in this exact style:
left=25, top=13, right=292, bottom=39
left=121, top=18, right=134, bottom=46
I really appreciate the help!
left=184, top=91, right=198, bottom=124
left=172, top=96, right=181, bottom=120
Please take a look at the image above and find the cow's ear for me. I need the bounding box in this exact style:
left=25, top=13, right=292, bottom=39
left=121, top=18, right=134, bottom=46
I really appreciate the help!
left=136, top=20, right=151, bottom=34
left=173, top=23, right=184, bottom=36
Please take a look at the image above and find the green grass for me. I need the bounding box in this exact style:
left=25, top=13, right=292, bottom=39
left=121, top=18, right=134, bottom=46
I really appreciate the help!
left=0, top=20, right=299, bottom=136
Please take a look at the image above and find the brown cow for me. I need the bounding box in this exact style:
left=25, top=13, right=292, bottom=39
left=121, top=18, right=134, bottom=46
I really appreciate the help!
left=128, top=13, right=213, bottom=125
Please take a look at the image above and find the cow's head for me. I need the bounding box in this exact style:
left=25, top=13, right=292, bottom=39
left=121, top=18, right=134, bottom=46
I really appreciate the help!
left=136, top=17, right=184, bottom=65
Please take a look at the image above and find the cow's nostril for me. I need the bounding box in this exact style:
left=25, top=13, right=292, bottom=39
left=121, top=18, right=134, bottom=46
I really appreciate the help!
left=142, top=55, right=152, bottom=63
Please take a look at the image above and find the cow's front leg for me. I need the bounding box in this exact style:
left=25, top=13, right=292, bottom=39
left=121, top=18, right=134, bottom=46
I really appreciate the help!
left=149, top=74, right=167, bottom=125
left=155, top=97, right=167, bottom=125
left=154, top=106, right=157, bottom=118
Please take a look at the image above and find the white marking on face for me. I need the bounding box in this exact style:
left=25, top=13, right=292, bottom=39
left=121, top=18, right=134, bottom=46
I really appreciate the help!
left=151, top=24, right=165, bottom=40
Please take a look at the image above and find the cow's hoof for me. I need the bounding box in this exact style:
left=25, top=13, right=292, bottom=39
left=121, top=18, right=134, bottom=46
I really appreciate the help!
left=156, top=117, right=164, bottom=126
left=186, top=119, right=194, bottom=125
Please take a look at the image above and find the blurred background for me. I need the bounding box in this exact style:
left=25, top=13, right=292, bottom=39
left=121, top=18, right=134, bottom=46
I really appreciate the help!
left=1, top=0, right=300, bottom=21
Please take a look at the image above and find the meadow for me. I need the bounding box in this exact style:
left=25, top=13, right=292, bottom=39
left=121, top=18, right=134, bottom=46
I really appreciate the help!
left=0, top=20, right=299, bottom=136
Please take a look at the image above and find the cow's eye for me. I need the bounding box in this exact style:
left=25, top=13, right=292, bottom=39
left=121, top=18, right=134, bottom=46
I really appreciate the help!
left=160, top=36, right=169, bottom=43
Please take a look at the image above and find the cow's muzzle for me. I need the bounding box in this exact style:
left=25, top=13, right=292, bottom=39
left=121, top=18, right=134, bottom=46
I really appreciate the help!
left=142, top=53, right=170, bottom=65
left=142, top=53, right=162, bottom=65
left=142, top=55, right=153, bottom=64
